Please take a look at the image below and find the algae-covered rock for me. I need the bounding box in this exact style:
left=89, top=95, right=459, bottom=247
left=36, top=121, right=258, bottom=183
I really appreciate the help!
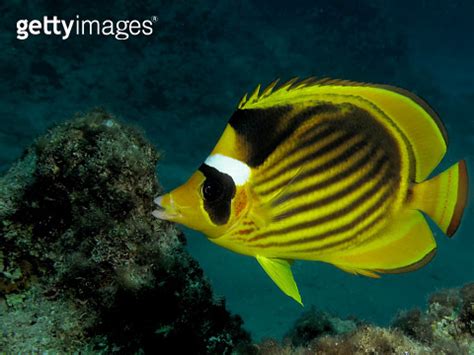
left=393, top=285, right=474, bottom=354
left=285, top=306, right=357, bottom=347
left=256, top=284, right=474, bottom=354
left=0, top=110, right=251, bottom=353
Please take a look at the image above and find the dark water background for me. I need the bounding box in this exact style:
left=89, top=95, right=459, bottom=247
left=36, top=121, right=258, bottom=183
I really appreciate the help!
left=1, top=0, right=473, bottom=340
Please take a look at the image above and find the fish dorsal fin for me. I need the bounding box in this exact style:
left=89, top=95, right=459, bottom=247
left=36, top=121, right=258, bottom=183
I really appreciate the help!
left=238, top=77, right=447, bottom=181
left=238, top=77, right=374, bottom=109
left=256, top=255, right=303, bottom=305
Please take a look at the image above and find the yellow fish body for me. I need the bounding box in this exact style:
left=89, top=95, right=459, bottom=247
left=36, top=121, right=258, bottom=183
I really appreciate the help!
left=153, top=78, right=469, bottom=305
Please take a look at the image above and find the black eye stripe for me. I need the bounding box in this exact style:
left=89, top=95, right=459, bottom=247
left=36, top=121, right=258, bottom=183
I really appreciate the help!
left=199, top=164, right=236, bottom=225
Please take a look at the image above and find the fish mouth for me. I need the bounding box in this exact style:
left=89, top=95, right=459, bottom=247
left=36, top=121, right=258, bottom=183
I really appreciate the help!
left=152, top=195, right=181, bottom=220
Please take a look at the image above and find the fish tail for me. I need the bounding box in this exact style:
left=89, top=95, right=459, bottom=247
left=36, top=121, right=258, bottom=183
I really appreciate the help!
left=410, top=160, right=468, bottom=236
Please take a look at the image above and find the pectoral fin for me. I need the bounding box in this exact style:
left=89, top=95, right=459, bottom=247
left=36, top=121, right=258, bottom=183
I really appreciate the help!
left=249, top=204, right=272, bottom=229
left=256, top=255, right=303, bottom=306
left=250, top=167, right=302, bottom=229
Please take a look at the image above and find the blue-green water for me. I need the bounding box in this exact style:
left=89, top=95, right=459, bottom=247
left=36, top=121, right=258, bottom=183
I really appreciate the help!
left=1, top=0, right=473, bottom=341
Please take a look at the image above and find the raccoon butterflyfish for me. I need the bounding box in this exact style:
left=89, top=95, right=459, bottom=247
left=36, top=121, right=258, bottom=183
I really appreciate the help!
left=152, top=77, right=469, bottom=305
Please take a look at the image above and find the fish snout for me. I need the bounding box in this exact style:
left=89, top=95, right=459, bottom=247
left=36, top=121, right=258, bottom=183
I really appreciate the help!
left=152, top=194, right=180, bottom=221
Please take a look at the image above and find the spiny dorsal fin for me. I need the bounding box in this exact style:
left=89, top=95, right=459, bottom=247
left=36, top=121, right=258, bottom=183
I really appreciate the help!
left=238, top=77, right=369, bottom=109
left=247, top=84, right=261, bottom=104
left=238, top=77, right=303, bottom=109
left=260, top=78, right=280, bottom=98
left=235, top=77, right=448, bottom=181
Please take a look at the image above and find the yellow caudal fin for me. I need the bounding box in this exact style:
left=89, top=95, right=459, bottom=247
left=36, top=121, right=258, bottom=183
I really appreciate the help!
left=321, top=210, right=436, bottom=276
left=410, top=160, right=469, bottom=237
left=256, top=256, right=303, bottom=306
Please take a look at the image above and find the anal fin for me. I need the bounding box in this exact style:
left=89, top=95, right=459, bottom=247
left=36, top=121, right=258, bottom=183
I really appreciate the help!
left=256, top=255, right=303, bottom=305
left=334, top=265, right=380, bottom=278
left=322, top=210, right=436, bottom=276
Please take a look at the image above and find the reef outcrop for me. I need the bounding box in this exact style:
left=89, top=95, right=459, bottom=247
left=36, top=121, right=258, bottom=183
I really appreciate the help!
left=256, top=284, right=474, bottom=354
left=0, top=111, right=251, bottom=353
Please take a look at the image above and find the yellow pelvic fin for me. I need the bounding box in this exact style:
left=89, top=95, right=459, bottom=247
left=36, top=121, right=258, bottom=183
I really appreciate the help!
left=256, top=255, right=303, bottom=306
left=321, top=210, right=436, bottom=276
left=409, top=160, right=468, bottom=237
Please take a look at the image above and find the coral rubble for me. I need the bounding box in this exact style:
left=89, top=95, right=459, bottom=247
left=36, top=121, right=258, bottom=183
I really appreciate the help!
left=0, top=111, right=250, bottom=353
left=256, top=284, right=474, bottom=354
left=284, top=307, right=358, bottom=347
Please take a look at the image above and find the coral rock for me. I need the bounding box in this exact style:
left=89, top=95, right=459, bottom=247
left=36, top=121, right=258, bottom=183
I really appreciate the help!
left=0, top=111, right=251, bottom=353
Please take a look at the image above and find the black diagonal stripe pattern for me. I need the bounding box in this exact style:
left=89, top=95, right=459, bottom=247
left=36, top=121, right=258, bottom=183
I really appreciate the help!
left=274, top=152, right=388, bottom=221
left=250, top=166, right=390, bottom=243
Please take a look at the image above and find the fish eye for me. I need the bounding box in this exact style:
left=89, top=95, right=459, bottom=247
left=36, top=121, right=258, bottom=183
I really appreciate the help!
left=202, top=178, right=224, bottom=202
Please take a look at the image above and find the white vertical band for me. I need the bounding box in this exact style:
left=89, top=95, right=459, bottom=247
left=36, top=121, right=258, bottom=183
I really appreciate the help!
left=204, top=154, right=251, bottom=186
